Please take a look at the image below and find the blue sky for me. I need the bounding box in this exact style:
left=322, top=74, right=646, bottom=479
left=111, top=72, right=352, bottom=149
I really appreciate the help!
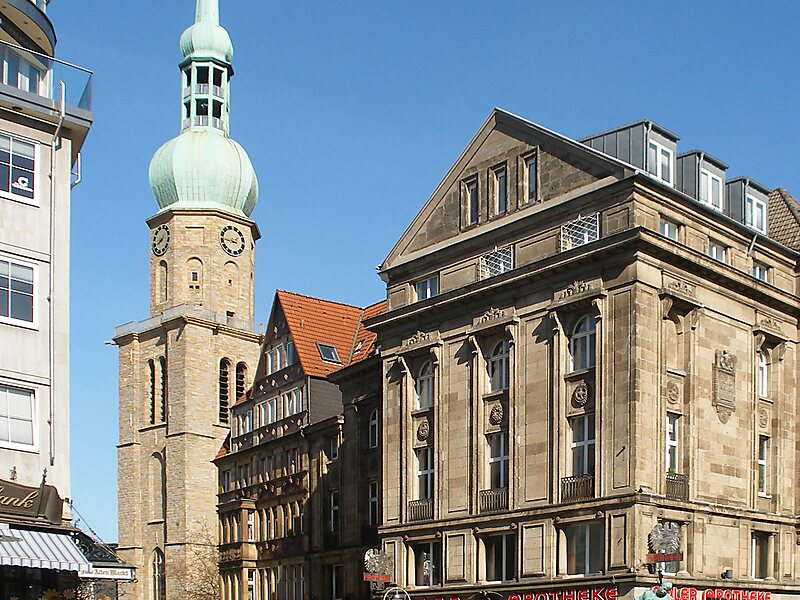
left=50, top=1, right=800, bottom=541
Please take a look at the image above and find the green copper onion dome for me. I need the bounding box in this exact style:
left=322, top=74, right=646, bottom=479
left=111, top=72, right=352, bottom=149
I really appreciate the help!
left=149, top=0, right=258, bottom=218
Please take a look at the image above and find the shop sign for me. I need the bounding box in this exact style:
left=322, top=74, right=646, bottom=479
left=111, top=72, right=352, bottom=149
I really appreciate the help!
left=427, top=585, right=619, bottom=600
left=0, top=477, right=63, bottom=525
left=79, top=566, right=136, bottom=581
left=669, top=588, right=770, bottom=600
left=646, top=552, right=683, bottom=563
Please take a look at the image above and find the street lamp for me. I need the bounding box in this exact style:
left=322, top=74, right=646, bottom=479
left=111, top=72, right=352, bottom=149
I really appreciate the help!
left=382, top=586, right=412, bottom=600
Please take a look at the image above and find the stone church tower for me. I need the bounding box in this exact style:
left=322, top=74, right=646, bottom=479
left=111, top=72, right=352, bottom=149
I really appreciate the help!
left=114, top=1, right=262, bottom=598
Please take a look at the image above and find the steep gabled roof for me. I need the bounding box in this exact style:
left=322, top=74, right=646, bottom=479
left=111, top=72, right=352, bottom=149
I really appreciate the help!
left=768, top=188, right=800, bottom=251
left=344, top=299, right=386, bottom=366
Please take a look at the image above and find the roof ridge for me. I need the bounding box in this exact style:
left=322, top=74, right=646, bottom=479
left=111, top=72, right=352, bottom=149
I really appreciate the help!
left=276, top=289, right=364, bottom=311
left=346, top=308, right=367, bottom=366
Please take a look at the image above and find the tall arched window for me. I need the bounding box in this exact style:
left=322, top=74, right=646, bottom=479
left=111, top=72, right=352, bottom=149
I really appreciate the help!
left=415, top=361, right=434, bottom=409
left=148, top=359, right=156, bottom=425
left=487, top=340, right=510, bottom=393
left=158, top=260, right=168, bottom=303
left=368, top=409, right=379, bottom=449
left=153, top=548, right=165, bottom=600
left=236, top=362, right=248, bottom=402
left=569, top=316, right=596, bottom=371
left=219, top=359, right=231, bottom=423
left=158, top=356, right=167, bottom=422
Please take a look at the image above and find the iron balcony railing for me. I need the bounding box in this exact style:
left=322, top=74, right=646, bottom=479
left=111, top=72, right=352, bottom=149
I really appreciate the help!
left=407, top=498, right=433, bottom=522
left=560, top=213, right=599, bottom=252
left=479, top=487, right=508, bottom=513
left=666, top=472, right=689, bottom=500
left=561, top=474, right=594, bottom=502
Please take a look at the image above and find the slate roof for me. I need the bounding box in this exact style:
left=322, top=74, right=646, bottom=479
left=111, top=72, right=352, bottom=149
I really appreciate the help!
left=768, top=188, right=800, bottom=251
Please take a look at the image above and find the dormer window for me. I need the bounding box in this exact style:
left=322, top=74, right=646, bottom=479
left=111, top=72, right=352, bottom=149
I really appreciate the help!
left=745, top=196, right=767, bottom=234
left=647, top=140, right=673, bottom=186
left=699, top=170, right=723, bottom=211
left=317, top=343, right=341, bottom=364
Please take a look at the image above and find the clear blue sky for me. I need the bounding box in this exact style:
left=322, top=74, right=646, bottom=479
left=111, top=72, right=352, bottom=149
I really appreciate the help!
left=51, top=0, right=800, bottom=542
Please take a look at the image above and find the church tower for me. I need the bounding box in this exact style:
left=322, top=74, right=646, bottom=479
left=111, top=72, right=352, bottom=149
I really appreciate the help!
left=114, top=1, right=263, bottom=599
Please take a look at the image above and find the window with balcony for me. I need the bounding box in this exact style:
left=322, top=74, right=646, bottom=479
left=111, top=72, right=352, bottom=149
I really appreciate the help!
left=368, top=409, right=379, bottom=449
left=570, top=415, right=595, bottom=477
left=487, top=432, right=509, bottom=490
left=745, top=196, right=767, bottom=234
left=492, top=165, right=508, bottom=215
left=665, top=412, right=680, bottom=473
left=480, top=245, right=513, bottom=279
left=417, top=447, right=434, bottom=500
left=752, top=261, right=769, bottom=282
left=0, top=257, right=35, bottom=326
left=560, top=213, right=599, bottom=252
left=757, top=352, right=768, bottom=398
left=757, top=435, right=769, bottom=496
left=485, top=533, right=516, bottom=582
left=486, top=340, right=510, bottom=393
left=569, top=316, right=596, bottom=372
left=751, top=532, right=769, bottom=579
left=660, top=218, right=679, bottom=241
left=563, top=521, right=604, bottom=575
left=699, top=170, right=723, bottom=210
left=708, top=240, right=727, bottom=263
left=415, top=361, right=434, bottom=409
left=647, top=140, right=673, bottom=185
left=415, top=275, right=439, bottom=301
left=412, top=541, right=441, bottom=586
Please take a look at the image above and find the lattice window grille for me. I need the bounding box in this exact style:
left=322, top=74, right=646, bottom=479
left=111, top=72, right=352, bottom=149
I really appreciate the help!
left=480, top=245, right=514, bottom=280
left=560, top=213, right=599, bottom=252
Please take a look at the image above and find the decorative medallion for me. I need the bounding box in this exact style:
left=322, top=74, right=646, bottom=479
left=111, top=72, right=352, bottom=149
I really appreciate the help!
left=416, top=418, right=430, bottom=441
left=489, top=403, right=504, bottom=425
left=571, top=382, right=589, bottom=407
left=560, top=280, right=592, bottom=299
left=668, top=279, right=695, bottom=298
left=666, top=381, right=680, bottom=405
left=759, top=409, right=769, bottom=429
left=713, top=350, right=737, bottom=424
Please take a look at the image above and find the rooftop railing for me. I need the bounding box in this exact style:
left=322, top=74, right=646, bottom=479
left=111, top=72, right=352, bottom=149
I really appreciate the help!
left=115, top=303, right=267, bottom=338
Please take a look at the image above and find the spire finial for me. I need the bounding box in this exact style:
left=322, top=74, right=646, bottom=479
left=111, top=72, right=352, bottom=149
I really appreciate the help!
left=195, top=0, right=219, bottom=26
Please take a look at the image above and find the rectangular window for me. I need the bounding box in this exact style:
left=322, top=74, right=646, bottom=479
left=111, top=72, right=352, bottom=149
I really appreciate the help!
left=564, top=521, right=604, bottom=575
left=758, top=435, right=769, bottom=496
left=317, top=343, right=341, bottom=364
left=751, top=532, right=769, bottom=579
left=560, top=213, right=599, bottom=252
left=247, top=510, right=255, bottom=541
left=569, top=414, right=595, bottom=476
left=329, top=490, right=339, bottom=532
left=286, top=341, right=296, bottom=366
left=708, top=240, right=727, bottom=263
left=0, top=134, right=36, bottom=202
left=368, top=481, right=379, bottom=526
left=331, top=565, right=343, bottom=600
left=665, top=413, right=679, bottom=473
left=267, top=398, right=276, bottom=423
left=221, top=469, right=232, bottom=492
left=417, top=446, right=434, bottom=500
left=329, top=435, right=339, bottom=461
left=283, top=389, right=302, bottom=417
left=466, top=178, right=479, bottom=226
left=526, top=154, right=537, bottom=204
left=757, top=353, right=768, bottom=398
left=412, top=541, right=441, bottom=586
left=480, top=245, right=513, bottom=279
left=0, top=257, right=35, bottom=326
left=493, top=167, right=507, bottom=215
left=647, top=140, right=673, bottom=185
left=487, top=432, right=509, bottom=489
left=415, top=275, right=439, bottom=301
left=745, top=196, right=767, bottom=234
left=752, top=261, right=769, bottom=282
left=699, top=170, right=723, bottom=210
left=0, top=385, right=34, bottom=448
left=660, top=218, right=679, bottom=241
left=485, top=533, right=516, bottom=582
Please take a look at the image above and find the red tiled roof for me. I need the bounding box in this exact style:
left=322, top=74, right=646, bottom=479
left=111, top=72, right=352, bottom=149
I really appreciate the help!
left=215, top=433, right=231, bottom=460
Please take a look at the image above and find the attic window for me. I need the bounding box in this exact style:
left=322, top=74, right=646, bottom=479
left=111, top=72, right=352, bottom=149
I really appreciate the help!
left=317, top=343, right=341, bottom=364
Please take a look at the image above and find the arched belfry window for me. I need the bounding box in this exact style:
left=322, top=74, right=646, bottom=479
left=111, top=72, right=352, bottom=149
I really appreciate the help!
left=487, top=340, right=510, bottom=393
left=569, top=316, right=596, bottom=371
left=148, top=359, right=156, bottom=425
left=415, top=361, right=434, bottom=409
left=159, top=356, right=167, bottom=422
left=236, top=362, right=248, bottom=403
left=153, top=548, right=165, bottom=600
left=219, top=359, right=231, bottom=423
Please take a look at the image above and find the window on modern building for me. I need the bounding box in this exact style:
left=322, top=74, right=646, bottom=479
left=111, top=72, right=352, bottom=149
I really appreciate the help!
left=0, top=257, right=35, bottom=325
left=757, top=352, right=768, bottom=398
left=0, top=134, right=36, bottom=202
left=560, top=213, right=599, bottom=252
left=416, top=446, right=434, bottom=500
left=752, top=261, right=769, bottom=283
left=331, top=565, right=343, bottom=600
left=415, top=275, right=439, bottom=301
left=647, top=140, right=673, bottom=185
left=317, top=343, right=341, bottom=364
left=660, top=218, right=679, bottom=241
left=0, top=385, right=34, bottom=449
left=480, top=245, right=513, bottom=279
left=235, top=362, right=247, bottom=402
left=699, top=170, right=723, bottom=210
left=569, top=316, right=596, bottom=372
left=487, top=432, right=509, bottom=490
left=757, top=435, right=769, bottom=496
left=368, top=409, right=379, bottom=449
left=751, top=532, right=769, bottom=579
left=745, top=196, right=767, bottom=234
left=153, top=549, right=166, bottom=600
left=492, top=166, right=507, bottom=215
left=707, top=240, right=727, bottom=263
left=219, top=359, right=231, bottom=423
left=329, top=435, right=339, bottom=461
left=368, top=481, right=379, bottom=526
left=486, top=340, right=510, bottom=393
left=412, top=541, right=441, bottom=586
left=329, top=490, right=339, bottom=532
left=485, top=533, right=516, bottom=582
left=466, top=178, right=479, bottom=226
left=564, top=521, right=604, bottom=575
left=525, top=153, right=537, bottom=204
left=415, top=361, right=434, bottom=409
left=569, top=414, right=595, bottom=476
left=665, top=412, right=680, bottom=473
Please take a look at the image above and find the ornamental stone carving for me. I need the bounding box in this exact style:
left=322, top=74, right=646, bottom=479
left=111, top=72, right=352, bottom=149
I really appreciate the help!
left=713, top=350, right=737, bottom=424
left=560, top=280, right=593, bottom=299
left=759, top=316, right=781, bottom=333
left=668, top=279, right=695, bottom=298
left=476, top=307, right=507, bottom=324
left=571, top=382, right=589, bottom=407
left=402, top=331, right=431, bottom=349
left=416, top=418, right=430, bottom=441
left=666, top=381, right=680, bottom=405
left=489, top=403, right=504, bottom=425
left=759, top=409, right=769, bottom=429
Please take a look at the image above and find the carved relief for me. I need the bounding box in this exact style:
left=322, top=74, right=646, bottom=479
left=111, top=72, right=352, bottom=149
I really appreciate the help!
left=416, top=418, right=430, bottom=441
left=489, top=403, right=504, bottom=426
left=759, top=316, right=781, bottom=333
left=560, top=280, right=593, bottom=299
left=402, top=331, right=431, bottom=349
left=476, top=307, right=507, bottom=324
left=713, top=350, right=737, bottom=423
left=668, top=279, right=696, bottom=298
left=571, top=382, right=589, bottom=407
left=758, top=409, right=769, bottom=430
left=666, top=381, right=680, bottom=405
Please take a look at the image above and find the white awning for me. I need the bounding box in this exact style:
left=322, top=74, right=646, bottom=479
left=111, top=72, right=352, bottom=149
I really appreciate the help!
left=0, top=528, right=91, bottom=572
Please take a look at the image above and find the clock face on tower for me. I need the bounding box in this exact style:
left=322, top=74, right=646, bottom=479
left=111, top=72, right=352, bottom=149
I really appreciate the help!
left=151, top=224, right=170, bottom=256
left=220, top=225, right=246, bottom=257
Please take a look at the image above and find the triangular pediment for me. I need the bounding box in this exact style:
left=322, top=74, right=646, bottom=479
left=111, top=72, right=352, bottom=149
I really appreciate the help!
left=382, top=109, right=631, bottom=270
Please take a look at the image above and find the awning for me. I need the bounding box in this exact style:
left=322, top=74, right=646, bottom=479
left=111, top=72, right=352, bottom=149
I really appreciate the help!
left=0, top=528, right=91, bottom=572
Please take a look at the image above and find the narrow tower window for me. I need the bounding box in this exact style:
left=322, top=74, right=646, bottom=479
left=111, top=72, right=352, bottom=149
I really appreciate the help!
left=159, top=356, right=167, bottom=422
left=219, top=359, right=231, bottom=423
left=158, top=261, right=168, bottom=303
left=236, top=362, right=247, bottom=403
left=148, top=359, right=156, bottom=425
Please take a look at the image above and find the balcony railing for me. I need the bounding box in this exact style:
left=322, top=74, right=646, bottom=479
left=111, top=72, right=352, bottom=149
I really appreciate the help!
left=560, top=213, right=599, bottom=252
left=561, top=474, right=594, bottom=502
left=479, top=487, right=508, bottom=513
left=665, top=472, right=689, bottom=500
left=115, top=303, right=267, bottom=338
left=407, top=498, right=433, bottom=522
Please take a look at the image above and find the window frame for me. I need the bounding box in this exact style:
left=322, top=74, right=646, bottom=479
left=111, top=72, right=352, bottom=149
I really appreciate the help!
left=647, top=139, right=674, bottom=186
left=368, top=408, right=379, bottom=449
left=524, top=152, right=538, bottom=205
left=0, top=254, right=38, bottom=329
left=0, top=132, right=39, bottom=206
left=486, top=340, right=510, bottom=394
left=750, top=532, right=769, bottom=580
left=329, top=435, right=339, bottom=461
left=757, top=352, right=768, bottom=398
left=415, top=275, right=439, bottom=302
left=486, top=431, right=509, bottom=490
left=329, top=490, right=339, bottom=532
left=569, top=316, right=596, bottom=372
left=416, top=446, right=434, bottom=500
left=752, top=260, right=769, bottom=283
left=0, top=384, right=36, bottom=451
left=412, top=540, right=442, bottom=587
left=368, top=480, right=379, bottom=526
left=745, top=195, right=767, bottom=234
left=480, top=245, right=513, bottom=279
left=699, top=169, right=723, bottom=211
left=317, top=343, right=342, bottom=364
left=484, top=532, right=516, bottom=583
left=491, top=164, right=508, bottom=216
left=659, top=217, right=679, bottom=241
left=415, top=361, right=434, bottom=409
left=464, top=177, right=479, bottom=227
left=665, top=412, right=679, bottom=473
left=707, top=240, right=727, bottom=263
left=757, top=435, right=769, bottom=497
left=569, top=414, right=595, bottom=476
left=563, top=521, right=604, bottom=576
